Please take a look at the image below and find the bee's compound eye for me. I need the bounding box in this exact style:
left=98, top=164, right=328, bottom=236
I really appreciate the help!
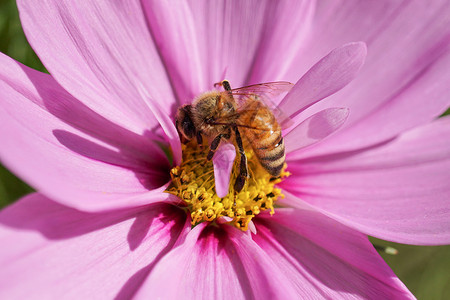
left=205, top=117, right=215, bottom=124
left=180, top=113, right=195, bottom=139
left=182, top=122, right=195, bottom=138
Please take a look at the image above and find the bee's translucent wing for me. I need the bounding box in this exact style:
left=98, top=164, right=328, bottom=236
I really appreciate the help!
left=228, top=81, right=294, bottom=129
left=230, top=81, right=293, bottom=97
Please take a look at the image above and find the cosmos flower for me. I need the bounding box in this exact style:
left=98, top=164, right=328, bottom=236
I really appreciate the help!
left=1, top=0, right=450, bottom=299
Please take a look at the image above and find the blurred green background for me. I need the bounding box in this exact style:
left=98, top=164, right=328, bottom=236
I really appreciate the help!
left=0, top=1, right=449, bottom=298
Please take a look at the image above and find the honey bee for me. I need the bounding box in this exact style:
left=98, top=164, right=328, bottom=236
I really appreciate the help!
left=176, top=80, right=292, bottom=193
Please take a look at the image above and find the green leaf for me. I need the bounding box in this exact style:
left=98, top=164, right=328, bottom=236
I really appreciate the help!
left=371, top=237, right=450, bottom=299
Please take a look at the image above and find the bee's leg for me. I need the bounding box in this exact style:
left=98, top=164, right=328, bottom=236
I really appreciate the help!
left=221, top=80, right=234, bottom=99
left=221, top=80, right=232, bottom=91
left=196, top=131, right=203, bottom=147
left=207, top=130, right=231, bottom=160
left=214, top=80, right=232, bottom=90
left=233, top=126, right=248, bottom=193
left=214, top=80, right=233, bottom=97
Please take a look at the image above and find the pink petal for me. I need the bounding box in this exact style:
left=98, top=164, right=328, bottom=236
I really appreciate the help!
left=17, top=0, right=176, bottom=133
left=136, top=83, right=182, bottom=165
left=241, top=1, right=316, bottom=84
left=278, top=42, right=366, bottom=122
left=253, top=208, right=414, bottom=299
left=183, top=1, right=316, bottom=90
left=285, top=1, right=450, bottom=157
left=141, top=0, right=206, bottom=101
left=0, top=193, right=189, bottom=299
left=213, top=143, right=236, bottom=198
left=299, top=51, right=450, bottom=158
left=282, top=117, right=450, bottom=245
left=0, top=54, right=173, bottom=211
left=136, top=222, right=298, bottom=299
left=284, top=107, right=349, bottom=154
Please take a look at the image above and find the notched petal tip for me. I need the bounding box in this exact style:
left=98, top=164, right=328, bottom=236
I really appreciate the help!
left=342, top=41, right=368, bottom=59
left=212, top=143, right=236, bottom=198
left=285, top=107, right=350, bottom=154
left=280, top=41, right=367, bottom=121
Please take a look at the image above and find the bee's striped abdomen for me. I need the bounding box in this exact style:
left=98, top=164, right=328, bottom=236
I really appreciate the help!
left=242, top=104, right=285, bottom=177
left=253, top=132, right=285, bottom=176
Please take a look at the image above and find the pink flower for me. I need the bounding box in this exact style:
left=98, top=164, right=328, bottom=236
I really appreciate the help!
left=1, top=1, right=449, bottom=299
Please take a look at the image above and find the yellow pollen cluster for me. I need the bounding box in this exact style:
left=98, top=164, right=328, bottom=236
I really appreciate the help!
left=166, top=141, right=289, bottom=231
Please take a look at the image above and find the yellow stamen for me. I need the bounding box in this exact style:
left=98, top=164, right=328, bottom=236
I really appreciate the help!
left=166, top=141, right=290, bottom=231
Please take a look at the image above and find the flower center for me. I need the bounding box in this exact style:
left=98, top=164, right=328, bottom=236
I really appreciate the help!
left=166, top=141, right=289, bottom=231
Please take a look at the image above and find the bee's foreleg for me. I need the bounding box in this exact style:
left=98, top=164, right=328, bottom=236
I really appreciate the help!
left=207, top=130, right=231, bottom=160
left=196, top=131, right=203, bottom=148
left=214, top=80, right=233, bottom=98
left=233, top=126, right=248, bottom=193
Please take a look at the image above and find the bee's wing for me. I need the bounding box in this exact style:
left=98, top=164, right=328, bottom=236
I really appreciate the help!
left=229, top=81, right=294, bottom=129
left=230, top=81, right=293, bottom=96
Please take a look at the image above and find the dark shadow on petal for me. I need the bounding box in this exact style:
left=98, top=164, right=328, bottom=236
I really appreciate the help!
left=116, top=207, right=188, bottom=299
left=19, top=63, right=173, bottom=191
left=126, top=202, right=186, bottom=254
left=114, top=264, right=154, bottom=300
left=194, top=225, right=255, bottom=299
left=1, top=194, right=188, bottom=298
left=224, top=237, right=255, bottom=299
left=127, top=214, right=155, bottom=251
left=53, top=130, right=169, bottom=190
left=53, top=130, right=140, bottom=170
left=114, top=242, right=176, bottom=299
left=127, top=203, right=185, bottom=251
left=252, top=215, right=407, bottom=299
left=19, top=64, right=164, bottom=153
left=0, top=193, right=178, bottom=241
